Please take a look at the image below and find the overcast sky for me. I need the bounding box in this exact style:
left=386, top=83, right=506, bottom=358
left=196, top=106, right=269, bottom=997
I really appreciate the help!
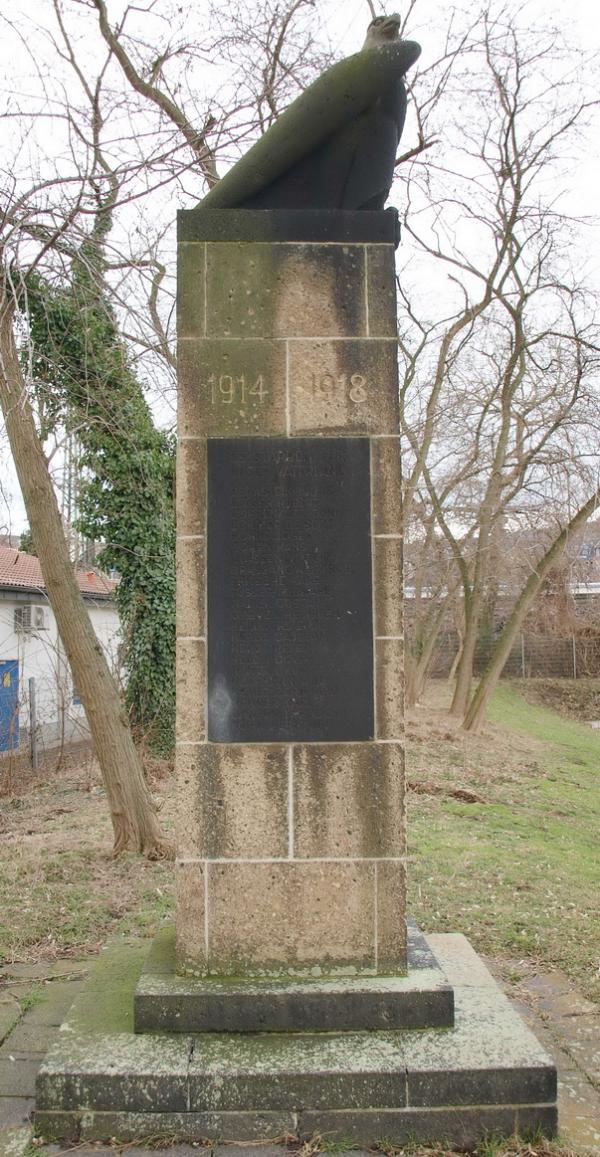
left=1, top=0, right=599, bottom=535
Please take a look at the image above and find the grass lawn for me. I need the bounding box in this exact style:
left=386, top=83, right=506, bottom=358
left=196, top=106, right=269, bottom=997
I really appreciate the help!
left=1, top=682, right=598, bottom=1156
left=408, top=681, right=600, bottom=1000
left=0, top=753, right=176, bottom=964
left=1, top=678, right=598, bottom=1002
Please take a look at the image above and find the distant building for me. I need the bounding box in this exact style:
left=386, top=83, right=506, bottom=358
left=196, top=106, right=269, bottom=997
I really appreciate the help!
left=0, top=545, right=119, bottom=753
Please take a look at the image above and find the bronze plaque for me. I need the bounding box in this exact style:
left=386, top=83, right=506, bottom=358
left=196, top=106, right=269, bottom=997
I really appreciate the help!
left=207, top=438, right=373, bottom=742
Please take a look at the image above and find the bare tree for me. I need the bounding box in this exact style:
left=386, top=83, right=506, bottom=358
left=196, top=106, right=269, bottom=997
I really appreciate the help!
left=463, top=487, right=600, bottom=731
left=404, top=503, right=463, bottom=704
left=0, top=2, right=186, bottom=855
left=0, top=265, right=170, bottom=856
left=2, top=0, right=599, bottom=773
left=398, top=2, right=600, bottom=722
left=0, top=0, right=333, bottom=851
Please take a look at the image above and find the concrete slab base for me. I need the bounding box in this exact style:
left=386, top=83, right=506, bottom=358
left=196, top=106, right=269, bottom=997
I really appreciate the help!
left=33, top=933, right=557, bottom=1147
left=0, top=1124, right=31, bottom=1156
left=134, top=922, right=455, bottom=1033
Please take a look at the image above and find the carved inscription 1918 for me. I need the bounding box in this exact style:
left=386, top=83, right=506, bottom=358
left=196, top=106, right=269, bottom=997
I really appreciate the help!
left=207, top=438, right=374, bottom=742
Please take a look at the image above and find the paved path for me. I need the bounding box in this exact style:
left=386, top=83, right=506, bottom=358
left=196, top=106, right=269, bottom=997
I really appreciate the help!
left=500, top=964, right=600, bottom=1154
left=1, top=954, right=599, bottom=1155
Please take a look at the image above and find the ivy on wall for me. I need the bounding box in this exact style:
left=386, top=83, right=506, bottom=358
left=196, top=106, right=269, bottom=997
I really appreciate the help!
left=22, top=268, right=176, bottom=756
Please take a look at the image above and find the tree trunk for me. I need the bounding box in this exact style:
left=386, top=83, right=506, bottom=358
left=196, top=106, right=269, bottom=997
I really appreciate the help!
left=462, top=489, right=600, bottom=733
left=406, top=606, right=447, bottom=706
left=450, top=606, right=478, bottom=716
left=0, top=280, right=172, bottom=859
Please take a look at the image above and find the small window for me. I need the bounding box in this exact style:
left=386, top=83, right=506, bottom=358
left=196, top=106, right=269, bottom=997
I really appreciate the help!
left=14, top=606, right=32, bottom=632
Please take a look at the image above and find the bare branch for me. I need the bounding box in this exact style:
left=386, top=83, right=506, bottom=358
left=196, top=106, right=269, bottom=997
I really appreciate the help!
left=89, top=0, right=219, bottom=186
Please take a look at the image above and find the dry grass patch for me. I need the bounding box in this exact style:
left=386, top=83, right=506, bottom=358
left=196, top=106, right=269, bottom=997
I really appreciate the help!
left=407, top=682, right=600, bottom=1000
left=0, top=753, right=175, bottom=964
left=2, top=678, right=599, bottom=1007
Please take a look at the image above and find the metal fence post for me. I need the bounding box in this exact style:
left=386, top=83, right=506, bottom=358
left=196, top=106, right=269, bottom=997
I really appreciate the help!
left=29, top=677, right=38, bottom=769
left=572, top=635, right=577, bottom=680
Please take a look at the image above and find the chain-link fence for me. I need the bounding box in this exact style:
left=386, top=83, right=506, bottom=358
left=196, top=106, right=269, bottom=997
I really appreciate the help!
left=417, top=630, right=600, bottom=680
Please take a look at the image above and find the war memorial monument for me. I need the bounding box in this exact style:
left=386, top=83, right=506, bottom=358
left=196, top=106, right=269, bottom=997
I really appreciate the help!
left=34, top=15, right=558, bottom=1147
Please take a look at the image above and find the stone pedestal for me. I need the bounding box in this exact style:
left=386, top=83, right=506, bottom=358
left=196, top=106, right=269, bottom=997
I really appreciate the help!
left=175, top=209, right=406, bottom=983
left=34, top=932, right=558, bottom=1146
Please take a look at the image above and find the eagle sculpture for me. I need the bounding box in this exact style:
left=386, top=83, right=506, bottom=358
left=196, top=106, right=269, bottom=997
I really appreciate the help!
left=197, top=14, right=421, bottom=212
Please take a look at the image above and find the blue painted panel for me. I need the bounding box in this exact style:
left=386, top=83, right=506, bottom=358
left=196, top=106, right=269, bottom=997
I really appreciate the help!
left=0, top=660, right=19, bottom=750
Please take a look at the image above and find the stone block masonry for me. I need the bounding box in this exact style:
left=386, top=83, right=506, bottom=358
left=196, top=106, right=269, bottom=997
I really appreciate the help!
left=175, top=209, right=406, bottom=979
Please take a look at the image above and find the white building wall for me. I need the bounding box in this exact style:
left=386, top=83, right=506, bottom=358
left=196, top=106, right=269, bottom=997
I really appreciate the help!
left=0, top=595, right=120, bottom=751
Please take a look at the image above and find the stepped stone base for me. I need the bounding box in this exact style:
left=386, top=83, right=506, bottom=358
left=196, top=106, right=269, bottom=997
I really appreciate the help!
left=33, top=932, right=557, bottom=1147
left=133, top=922, right=454, bottom=1033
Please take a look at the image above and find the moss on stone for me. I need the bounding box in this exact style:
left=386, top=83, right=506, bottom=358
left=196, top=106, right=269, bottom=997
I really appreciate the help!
left=145, top=922, right=177, bottom=972
left=199, top=42, right=421, bottom=211
left=34, top=934, right=557, bottom=1146
left=64, top=938, right=148, bottom=1036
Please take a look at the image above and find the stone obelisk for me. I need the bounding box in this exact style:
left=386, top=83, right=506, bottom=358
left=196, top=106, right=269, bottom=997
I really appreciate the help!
left=175, top=209, right=406, bottom=985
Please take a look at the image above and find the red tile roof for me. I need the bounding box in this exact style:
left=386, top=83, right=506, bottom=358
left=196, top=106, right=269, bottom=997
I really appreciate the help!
left=0, top=545, right=116, bottom=599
